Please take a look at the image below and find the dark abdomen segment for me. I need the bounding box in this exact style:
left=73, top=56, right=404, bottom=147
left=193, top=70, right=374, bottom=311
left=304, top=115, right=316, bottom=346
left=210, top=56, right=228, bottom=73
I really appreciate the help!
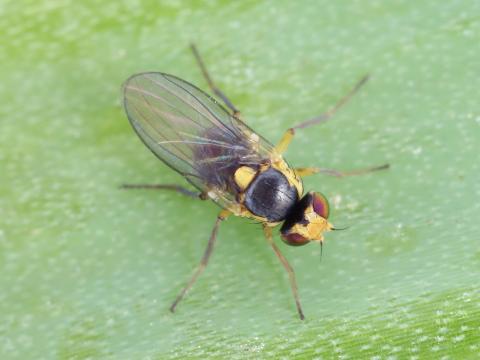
left=244, top=167, right=298, bottom=222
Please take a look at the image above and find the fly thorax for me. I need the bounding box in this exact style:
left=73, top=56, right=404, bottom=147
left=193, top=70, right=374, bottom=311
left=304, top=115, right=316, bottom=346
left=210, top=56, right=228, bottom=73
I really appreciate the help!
left=243, top=167, right=298, bottom=222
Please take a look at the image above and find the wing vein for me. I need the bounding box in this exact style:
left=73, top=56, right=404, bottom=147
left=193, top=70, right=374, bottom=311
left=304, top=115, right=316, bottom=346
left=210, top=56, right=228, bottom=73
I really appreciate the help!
left=123, top=72, right=277, bottom=210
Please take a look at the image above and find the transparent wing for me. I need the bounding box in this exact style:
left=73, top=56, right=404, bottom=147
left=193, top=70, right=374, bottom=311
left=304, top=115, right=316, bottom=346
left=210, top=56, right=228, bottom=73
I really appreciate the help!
left=123, top=72, right=274, bottom=208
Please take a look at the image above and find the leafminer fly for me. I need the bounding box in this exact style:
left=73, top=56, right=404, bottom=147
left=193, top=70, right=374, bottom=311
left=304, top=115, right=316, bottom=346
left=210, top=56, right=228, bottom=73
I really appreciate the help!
left=121, top=44, right=388, bottom=320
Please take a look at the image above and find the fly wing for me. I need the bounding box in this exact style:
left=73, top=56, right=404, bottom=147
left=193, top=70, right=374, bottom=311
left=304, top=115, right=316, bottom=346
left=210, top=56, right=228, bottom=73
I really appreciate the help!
left=123, top=72, right=274, bottom=208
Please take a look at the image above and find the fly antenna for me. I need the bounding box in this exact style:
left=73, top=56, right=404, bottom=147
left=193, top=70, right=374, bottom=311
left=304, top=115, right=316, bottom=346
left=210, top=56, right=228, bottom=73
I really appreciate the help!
left=331, top=226, right=349, bottom=231
left=319, top=241, right=323, bottom=263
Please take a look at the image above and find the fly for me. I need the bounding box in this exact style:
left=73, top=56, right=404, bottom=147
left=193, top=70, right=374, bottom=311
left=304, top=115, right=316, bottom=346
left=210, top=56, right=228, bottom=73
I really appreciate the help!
left=121, top=44, right=389, bottom=320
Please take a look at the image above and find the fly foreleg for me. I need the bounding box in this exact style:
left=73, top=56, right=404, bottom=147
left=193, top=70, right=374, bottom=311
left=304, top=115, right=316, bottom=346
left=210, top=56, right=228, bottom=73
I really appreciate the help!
left=295, top=163, right=389, bottom=178
left=263, top=224, right=305, bottom=320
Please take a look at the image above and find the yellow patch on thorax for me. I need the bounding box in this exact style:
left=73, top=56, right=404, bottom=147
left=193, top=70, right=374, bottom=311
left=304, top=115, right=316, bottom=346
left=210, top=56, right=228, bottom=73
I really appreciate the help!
left=270, top=155, right=303, bottom=197
left=230, top=165, right=283, bottom=226
left=234, top=166, right=257, bottom=191
left=230, top=156, right=302, bottom=227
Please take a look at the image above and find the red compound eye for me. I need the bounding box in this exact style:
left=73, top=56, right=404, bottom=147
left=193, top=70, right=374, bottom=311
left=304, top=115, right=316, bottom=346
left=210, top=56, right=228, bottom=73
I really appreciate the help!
left=311, top=192, right=330, bottom=219
left=281, top=232, right=310, bottom=246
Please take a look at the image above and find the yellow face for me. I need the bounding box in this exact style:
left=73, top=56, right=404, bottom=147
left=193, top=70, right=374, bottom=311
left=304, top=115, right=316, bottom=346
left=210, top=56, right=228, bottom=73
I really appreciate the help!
left=280, top=192, right=333, bottom=246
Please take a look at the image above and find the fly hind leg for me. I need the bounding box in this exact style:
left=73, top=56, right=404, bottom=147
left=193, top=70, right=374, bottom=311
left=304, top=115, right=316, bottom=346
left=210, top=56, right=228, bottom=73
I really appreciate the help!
left=190, top=43, right=241, bottom=117
left=120, top=183, right=207, bottom=200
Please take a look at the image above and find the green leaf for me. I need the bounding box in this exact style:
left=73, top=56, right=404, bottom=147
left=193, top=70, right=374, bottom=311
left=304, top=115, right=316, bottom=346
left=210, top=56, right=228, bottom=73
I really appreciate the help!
left=1, top=1, right=479, bottom=358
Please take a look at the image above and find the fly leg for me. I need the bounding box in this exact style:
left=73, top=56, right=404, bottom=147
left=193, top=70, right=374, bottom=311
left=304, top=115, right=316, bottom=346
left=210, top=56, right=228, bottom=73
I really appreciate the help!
left=295, top=163, right=389, bottom=178
left=190, top=43, right=241, bottom=117
left=170, top=209, right=231, bottom=313
left=274, top=128, right=295, bottom=155
left=274, top=75, right=370, bottom=155
left=120, top=183, right=207, bottom=200
left=263, top=224, right=305, bottom=320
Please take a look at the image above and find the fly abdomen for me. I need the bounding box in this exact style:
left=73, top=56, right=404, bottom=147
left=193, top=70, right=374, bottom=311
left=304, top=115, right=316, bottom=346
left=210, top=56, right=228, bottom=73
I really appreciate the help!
left=244, top=167, right=298, bottom=222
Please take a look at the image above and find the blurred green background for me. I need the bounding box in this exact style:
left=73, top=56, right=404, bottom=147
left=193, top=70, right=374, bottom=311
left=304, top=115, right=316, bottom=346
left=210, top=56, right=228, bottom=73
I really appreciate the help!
left=1, top=0, right=479, bottom=359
